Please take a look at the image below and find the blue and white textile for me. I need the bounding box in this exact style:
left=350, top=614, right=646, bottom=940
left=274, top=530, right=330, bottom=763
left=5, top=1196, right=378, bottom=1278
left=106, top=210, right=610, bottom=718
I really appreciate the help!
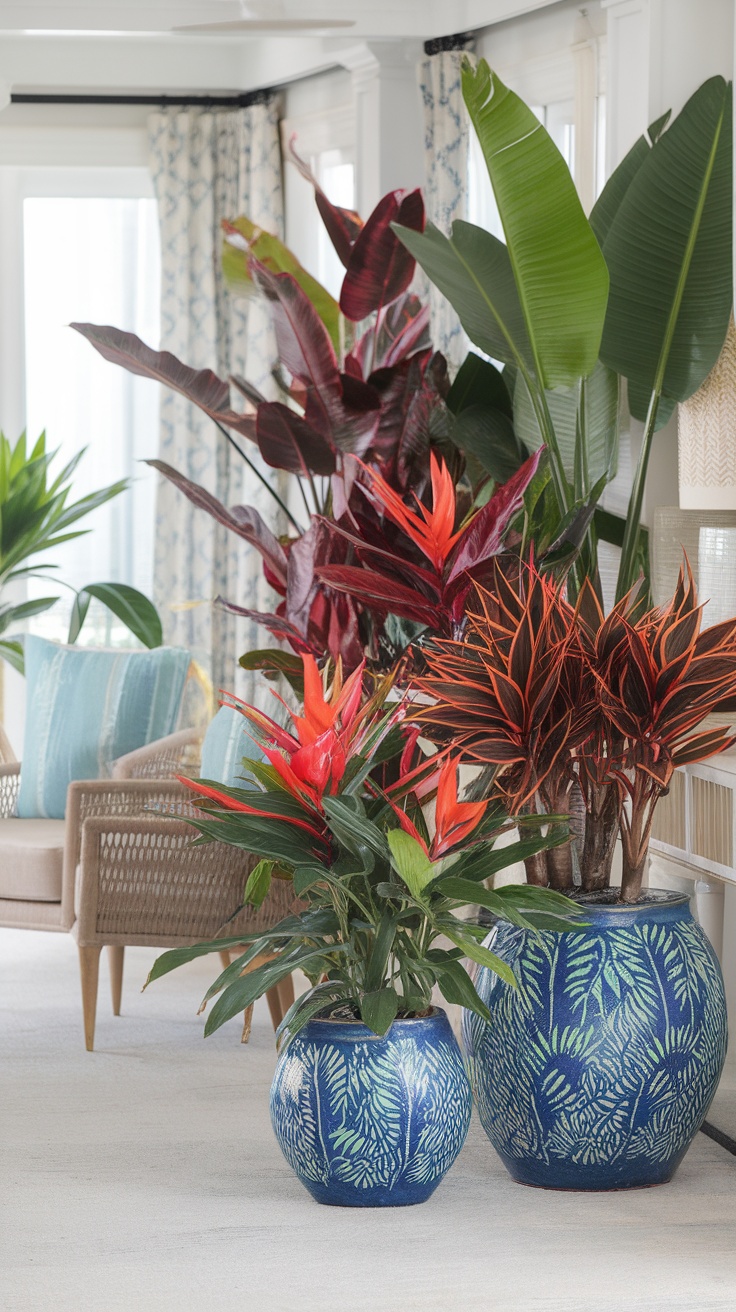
left=18, top=637, right=190, bottom=818
left=148, top=100, right=285, bottom=700
left=418, top=49, right=475, bottom=373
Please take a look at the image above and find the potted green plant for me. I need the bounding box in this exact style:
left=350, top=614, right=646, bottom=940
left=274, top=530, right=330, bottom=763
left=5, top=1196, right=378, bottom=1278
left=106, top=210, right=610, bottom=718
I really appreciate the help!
left=0, top=429, right=164, bottom=672
left=416, top=558, right=733, bottom=1188
left=147, top=652, right=581, bottom=1206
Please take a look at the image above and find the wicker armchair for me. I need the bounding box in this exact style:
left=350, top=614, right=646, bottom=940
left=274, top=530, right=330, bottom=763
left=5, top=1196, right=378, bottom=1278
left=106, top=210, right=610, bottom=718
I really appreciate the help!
left=0, top=726, right=298, bottom=1050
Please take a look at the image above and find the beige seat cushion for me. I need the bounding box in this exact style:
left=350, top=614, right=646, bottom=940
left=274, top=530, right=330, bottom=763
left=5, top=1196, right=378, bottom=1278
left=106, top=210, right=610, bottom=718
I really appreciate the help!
left=0, top=819, right=66, bottom=901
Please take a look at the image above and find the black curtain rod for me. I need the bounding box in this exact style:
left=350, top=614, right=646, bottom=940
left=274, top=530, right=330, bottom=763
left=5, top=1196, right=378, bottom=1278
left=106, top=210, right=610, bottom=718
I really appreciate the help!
left=10, top=89, right=274, bottom=108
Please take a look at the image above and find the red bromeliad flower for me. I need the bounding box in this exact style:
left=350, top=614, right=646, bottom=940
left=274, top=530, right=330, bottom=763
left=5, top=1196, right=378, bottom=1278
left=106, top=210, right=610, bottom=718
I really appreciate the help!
left=386, top=755, right=488, bottom=861
left=180, top=655, right=407, bottom=852
left=317, top=448, right=544, bottom=638
left=361, top=452, right=464, bottom=571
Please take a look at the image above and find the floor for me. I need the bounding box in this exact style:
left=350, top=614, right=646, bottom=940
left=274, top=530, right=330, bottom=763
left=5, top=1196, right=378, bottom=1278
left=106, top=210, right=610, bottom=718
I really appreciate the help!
left=3, top=929, right=736, bottom=1312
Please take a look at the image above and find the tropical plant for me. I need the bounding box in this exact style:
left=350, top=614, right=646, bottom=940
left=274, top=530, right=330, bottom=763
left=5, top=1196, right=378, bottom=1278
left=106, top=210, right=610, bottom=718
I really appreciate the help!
left=395, top=61, right=733, bottom=605
left=71, top=148, right=547, bottom=680
left=416, top=558, right=736, bottom=902
left=146, top=653, right=582, bottom=1040
left=0, top=430, right=161, bottom=671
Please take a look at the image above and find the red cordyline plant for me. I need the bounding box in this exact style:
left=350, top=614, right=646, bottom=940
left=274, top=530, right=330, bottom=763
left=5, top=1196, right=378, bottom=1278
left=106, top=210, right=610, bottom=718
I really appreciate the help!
left=416, top=558, right=736, bottom=903
left=71, top=144, right=540, bottom=681
left=148, top=652, right=579, bottom=1041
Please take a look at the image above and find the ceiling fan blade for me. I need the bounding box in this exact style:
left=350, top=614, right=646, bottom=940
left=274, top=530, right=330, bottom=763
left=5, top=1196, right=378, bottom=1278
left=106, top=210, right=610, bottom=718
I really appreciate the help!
left=174, top=19, right=356, bottom=32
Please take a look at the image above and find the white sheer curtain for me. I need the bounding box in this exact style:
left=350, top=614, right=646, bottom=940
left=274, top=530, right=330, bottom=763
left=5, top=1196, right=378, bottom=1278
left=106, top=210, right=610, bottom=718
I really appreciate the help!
left=148, top=98, right=284, bottom=701
left=418, top=43, right=475, bottom=374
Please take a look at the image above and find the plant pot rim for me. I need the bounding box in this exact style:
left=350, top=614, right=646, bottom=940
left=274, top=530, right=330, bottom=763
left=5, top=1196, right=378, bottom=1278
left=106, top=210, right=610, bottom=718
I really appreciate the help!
left=569, top=887, right=690, bottom=911
left=303, top=1006, right=445, bottom=1038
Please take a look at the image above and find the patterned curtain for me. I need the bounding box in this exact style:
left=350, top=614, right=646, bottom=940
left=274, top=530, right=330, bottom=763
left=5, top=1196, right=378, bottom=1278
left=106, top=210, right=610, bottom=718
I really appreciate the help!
left=148, top=99, right=284, bottom=703
left=418, top=42, right=475, bottom=374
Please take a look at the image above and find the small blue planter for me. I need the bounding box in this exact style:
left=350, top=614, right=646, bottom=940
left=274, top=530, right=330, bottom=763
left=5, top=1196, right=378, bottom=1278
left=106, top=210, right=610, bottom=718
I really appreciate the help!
left=270, top=1008, right=471, bottom=1207
left=464, top=890, right=727, bottom=1191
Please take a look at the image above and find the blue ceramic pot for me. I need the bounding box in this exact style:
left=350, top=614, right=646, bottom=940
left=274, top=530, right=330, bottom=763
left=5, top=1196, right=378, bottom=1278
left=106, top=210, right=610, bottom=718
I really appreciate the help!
left=270, top=1008, right=471, bottom=1207
left=463, top=890, right=727, bottom=1190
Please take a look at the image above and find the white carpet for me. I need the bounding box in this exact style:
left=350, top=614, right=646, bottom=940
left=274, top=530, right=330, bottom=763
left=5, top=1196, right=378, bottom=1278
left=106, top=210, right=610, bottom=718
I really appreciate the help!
left=3, top=928, right=736, bottom=1312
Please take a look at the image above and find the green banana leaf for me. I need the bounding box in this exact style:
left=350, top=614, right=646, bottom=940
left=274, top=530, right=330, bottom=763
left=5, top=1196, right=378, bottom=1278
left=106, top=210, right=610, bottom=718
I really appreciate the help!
left=462, top=58, right=609, bottom=389
left=600, top=76, right=732, bottom=411
left=393, top=219, right=533, bottom=372
left=513, top=361, right=619, bottom=494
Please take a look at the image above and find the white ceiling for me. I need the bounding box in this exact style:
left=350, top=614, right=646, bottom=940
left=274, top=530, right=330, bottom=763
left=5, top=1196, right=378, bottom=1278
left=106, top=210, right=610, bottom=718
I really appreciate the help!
left=0, top=1, right=557, bottom=39
left=0, top=0, right=560, bottom=97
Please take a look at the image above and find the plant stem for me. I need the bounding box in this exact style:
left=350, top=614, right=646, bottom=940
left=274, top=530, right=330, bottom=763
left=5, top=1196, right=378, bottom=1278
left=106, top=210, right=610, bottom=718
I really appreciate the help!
left=213, top=420, right=303, bottom=534
left=615, top=389, right=660, bottom=602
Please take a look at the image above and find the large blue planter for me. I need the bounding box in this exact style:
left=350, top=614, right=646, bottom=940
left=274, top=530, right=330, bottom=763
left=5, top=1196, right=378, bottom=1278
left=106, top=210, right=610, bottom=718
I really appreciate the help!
left=463, top=890, right=727, bottom=1190
left=270, top=1008, right=471, bottom=1207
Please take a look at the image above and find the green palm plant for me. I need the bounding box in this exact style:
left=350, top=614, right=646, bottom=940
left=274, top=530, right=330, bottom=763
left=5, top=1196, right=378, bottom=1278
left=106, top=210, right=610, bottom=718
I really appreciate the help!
left=0, top=430, right=161, bottom=671
left=396, top=60, right=733, bottom=606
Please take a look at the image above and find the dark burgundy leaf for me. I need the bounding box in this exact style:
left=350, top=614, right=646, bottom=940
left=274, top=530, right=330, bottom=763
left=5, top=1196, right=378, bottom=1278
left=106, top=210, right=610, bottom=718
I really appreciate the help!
left=316, top=564, right=443, bottom=629
left=446, top=448, right=543, bottom=587
left=340, top=189, right=425, bottom=321
left=230, top=374, right=267, bottom=407
left=71, top=324, right=256, bottom=441
left=286, top=136, right=363, bottom=266
left=214, top=597, right=312, bottom=651
left=347, top=295, right=431, bottom=376
left=249, top=262, right=341, bottom=401
left=147, top=459, right=287, bottom=587
left=285, top=520, right=323, bottom=638
left=256, top=402, right=336, bottom=476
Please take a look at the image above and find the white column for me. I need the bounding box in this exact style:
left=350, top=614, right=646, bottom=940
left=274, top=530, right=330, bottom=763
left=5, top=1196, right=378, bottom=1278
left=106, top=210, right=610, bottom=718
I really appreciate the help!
left=340, top=41, right=425, bottom=217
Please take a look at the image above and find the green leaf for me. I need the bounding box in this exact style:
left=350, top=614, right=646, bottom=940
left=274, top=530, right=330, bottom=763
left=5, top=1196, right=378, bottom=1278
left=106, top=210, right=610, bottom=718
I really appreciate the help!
left=462, top=58, right=609, bottom=388
left=513, top=360, right=619, bottom=494
left=452, top=404, right=524, bottom=484
left=70, top=582, right=163, bottom=648
left=239, top=647, right=305, bottom=696
left=431, top=957, right=491, bottom=1022
left=67, top=590, right=91, bottom=644
left=321, top=794, right=387, bottom=861
left=386, top=828, right=434, bottom=899
left=590, top=134, right=651, bottom=247
left=443, top=925, right=518, bottom=989
left=394, top=219, right=532, bottom=373
left=276, top=981, right=353, bottom=1044
left=205, top=945, right=344, bottom=1035
left=360, top=987, right=400, bottom=1036
left=600, top=76, right=732, bottom=406
left=243, top=858, right=275, bottom=909
left=223, top=216, right=342, bottom=353
left=447, top=351, right=513, bottom=418
left=594, top=507, right=649, bottom=557
left=292, top=865, right=325, bottom=896
left=364, top=912, right=397, bottom=993
left=0, top=638, right=24, bottom=673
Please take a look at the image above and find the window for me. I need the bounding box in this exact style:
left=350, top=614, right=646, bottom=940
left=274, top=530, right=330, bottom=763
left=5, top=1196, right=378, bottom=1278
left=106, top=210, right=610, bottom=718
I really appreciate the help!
left=18, top=172, right=160, bottom=645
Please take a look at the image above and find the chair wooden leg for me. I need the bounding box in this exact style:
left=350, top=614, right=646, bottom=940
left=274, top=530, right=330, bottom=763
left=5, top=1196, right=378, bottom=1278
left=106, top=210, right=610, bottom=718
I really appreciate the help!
left=108, top=946, right=124, bottom=1016
left=276, top=973, right=295, bottom=1020
left=219, top=950, right=231, bottom=972
left=79, top=946, right=102, bottom=1052
left=241, top=1003, right=255, bottom=1044
left=265, top=985, right=283, bottom=1031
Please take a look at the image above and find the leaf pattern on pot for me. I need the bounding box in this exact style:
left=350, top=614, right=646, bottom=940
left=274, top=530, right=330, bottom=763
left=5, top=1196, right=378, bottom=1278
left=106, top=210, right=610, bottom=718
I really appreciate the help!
left=468, top=913, right=727, bottom=1175
left=270, top=1020, right=472, bottom=1198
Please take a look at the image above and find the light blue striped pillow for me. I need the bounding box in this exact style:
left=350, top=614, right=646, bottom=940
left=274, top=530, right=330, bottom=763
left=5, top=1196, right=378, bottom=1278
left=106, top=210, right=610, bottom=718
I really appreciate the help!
left=18, top=637, right=191, bottom=819
left=200, top=705, right=265, bottom=789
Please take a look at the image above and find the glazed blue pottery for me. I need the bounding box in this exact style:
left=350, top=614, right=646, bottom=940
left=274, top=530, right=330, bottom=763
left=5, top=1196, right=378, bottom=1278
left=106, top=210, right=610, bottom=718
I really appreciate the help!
left=270, top=1008, right=471, bottom=1207
left=463, top=890, right=727, bottom=1191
